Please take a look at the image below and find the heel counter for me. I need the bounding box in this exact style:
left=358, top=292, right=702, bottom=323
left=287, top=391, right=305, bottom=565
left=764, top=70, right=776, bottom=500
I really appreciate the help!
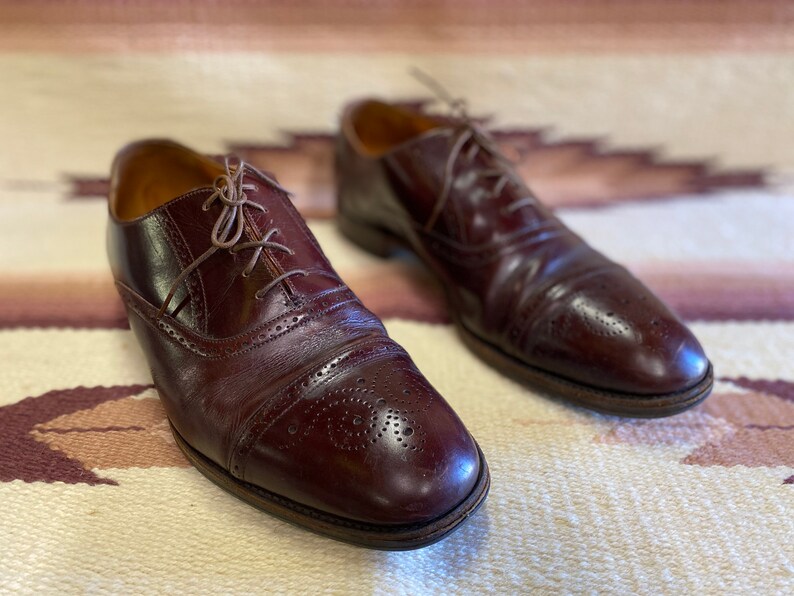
left=334, top=131, right=358, bottom=219
left=334, top=130, right=406, bottom=240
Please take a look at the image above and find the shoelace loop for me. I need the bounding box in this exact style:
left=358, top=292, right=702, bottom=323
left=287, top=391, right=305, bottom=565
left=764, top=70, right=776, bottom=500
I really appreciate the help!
left=156, top=159, right=308, bottom=319
left=411, top=69, right=537, bottom=232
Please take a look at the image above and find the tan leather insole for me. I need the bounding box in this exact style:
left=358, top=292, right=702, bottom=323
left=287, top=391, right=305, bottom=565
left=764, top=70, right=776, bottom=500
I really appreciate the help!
left=110, top=141, right=225, bottom=221
left=350, top=101, right=440, bottom=156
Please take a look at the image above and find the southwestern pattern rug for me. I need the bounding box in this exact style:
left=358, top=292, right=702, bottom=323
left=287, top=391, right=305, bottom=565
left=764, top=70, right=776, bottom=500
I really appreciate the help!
left=1, top=1, right=793, bottom=593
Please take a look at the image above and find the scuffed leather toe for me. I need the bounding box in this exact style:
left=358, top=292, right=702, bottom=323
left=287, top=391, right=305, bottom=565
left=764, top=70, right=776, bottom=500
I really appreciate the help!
left=516, top=267, right=710, bottom=396
left=238, top=349, right=481, bottom=525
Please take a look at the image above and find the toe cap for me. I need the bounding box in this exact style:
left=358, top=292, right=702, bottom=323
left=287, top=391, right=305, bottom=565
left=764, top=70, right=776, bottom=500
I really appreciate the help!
left=240, top=349, right=483, bottom=525
left=519, top=268, right=711, bottom=396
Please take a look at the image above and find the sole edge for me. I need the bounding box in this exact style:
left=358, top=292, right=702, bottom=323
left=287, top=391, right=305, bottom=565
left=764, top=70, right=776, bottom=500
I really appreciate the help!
left=170, top=422, right=491, bottom=550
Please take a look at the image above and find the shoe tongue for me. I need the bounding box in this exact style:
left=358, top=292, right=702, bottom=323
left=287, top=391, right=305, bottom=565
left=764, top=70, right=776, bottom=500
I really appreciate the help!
left=160, top=169, right=338, bottom=337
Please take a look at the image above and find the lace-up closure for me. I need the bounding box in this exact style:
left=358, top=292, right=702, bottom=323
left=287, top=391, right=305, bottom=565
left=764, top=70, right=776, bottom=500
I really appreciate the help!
left=156, top=159, right=308, bottom=319
left=412, top=70, right=538, bottom=232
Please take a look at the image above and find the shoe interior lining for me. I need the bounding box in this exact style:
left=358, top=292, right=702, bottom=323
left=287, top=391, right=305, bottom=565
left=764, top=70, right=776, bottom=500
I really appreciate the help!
left=110, top=141, right=225, bottom=221
left=348, top=101, right=440, bottom=156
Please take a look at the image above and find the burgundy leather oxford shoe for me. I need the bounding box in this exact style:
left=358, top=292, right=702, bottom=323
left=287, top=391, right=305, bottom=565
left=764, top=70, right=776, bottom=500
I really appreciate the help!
left=107, top=140, right=489, bottom=549
left=335, top=99, right=713, bottom=417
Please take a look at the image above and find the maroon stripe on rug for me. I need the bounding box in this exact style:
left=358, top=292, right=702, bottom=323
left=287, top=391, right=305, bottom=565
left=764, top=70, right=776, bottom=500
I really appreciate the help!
left=0, top=275, right=128, bottom=329
left=629, top=263, right=794, bottom=322
left=2, top=0, right=794, bottom=53
left=1, top=263, right=793, bottom=329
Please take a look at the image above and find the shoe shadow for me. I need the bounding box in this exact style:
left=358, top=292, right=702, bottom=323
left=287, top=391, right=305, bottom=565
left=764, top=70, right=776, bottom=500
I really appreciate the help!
left=367, top=504, right=492, bottom=587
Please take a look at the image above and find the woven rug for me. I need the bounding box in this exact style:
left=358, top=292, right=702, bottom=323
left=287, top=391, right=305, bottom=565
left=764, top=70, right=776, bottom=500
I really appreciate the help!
left=1, top=2, right=793, bottom=593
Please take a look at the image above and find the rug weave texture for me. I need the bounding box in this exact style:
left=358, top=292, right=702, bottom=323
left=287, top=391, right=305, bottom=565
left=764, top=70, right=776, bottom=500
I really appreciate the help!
left=1, top=2, right=793, bottom=593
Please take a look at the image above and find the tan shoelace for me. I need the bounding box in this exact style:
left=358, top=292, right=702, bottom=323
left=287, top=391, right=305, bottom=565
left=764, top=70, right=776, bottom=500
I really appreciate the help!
left=157, top=159, right=308, bottom=319
left=412, top=69, right=538, bottom=232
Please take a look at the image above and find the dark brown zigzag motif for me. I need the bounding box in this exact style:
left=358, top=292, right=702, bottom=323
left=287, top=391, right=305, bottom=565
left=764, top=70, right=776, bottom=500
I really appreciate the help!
left=67, top=104, right=765, bottom=216
left=0, top=384, right=152, bottom=485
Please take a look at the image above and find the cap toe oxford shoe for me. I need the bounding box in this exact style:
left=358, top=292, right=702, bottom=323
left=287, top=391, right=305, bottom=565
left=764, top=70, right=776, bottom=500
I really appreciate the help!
left=107, top=139, right=489, bottom=548
left=335, top=100, right=713, bottom=417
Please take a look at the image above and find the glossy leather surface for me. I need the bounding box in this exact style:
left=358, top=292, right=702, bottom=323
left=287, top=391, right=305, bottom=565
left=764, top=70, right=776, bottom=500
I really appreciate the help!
left=107, top=140, right=482, bottom=525
left=336, top=101, right=711, bottom=397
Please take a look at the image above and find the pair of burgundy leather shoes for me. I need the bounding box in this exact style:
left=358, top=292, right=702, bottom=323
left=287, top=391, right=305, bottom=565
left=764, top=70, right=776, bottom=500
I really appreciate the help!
left=107, top=100, right=712, bottom=549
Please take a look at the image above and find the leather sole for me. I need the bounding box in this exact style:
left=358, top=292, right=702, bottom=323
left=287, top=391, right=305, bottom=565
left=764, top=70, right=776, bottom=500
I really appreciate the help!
left=170, top=421, right=491, bottom=550
left=337, top=212, right=715, bottom=417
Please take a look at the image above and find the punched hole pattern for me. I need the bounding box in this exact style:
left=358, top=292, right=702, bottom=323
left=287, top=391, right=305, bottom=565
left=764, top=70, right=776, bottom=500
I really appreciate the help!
left=126, top=287, right=357, bottom=359
left=273, top=359, right=429, bottom=453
